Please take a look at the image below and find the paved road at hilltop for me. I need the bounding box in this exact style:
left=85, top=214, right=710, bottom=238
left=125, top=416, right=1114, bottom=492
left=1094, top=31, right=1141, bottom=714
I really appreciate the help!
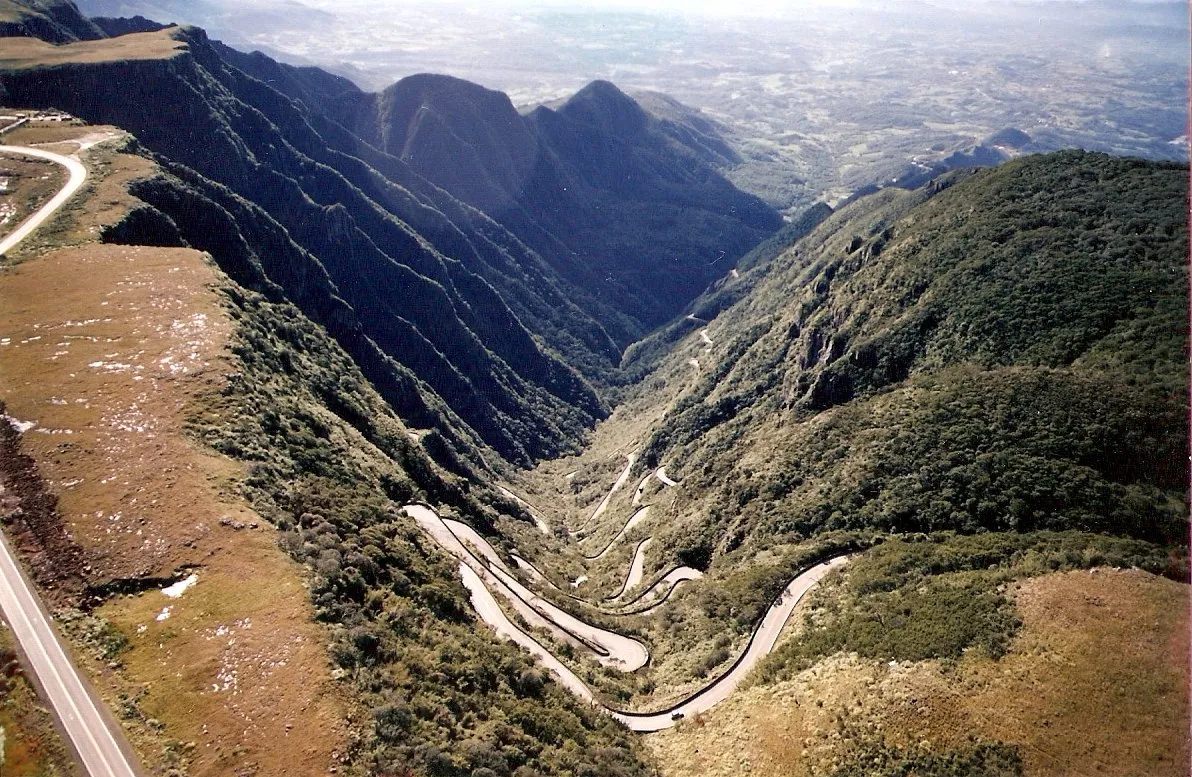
left=0, top=143, right=144, bottom=777
left=0, top=145, right=87, bottom=256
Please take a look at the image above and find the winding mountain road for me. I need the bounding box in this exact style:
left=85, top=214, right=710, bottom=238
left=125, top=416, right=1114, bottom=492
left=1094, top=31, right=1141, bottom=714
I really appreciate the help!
left=407, top=502, right=849, bottom=732
left=573, top=454, right=636, bottom=533
left=614, top=565, right=704, bottom=615
left=0, top=144, right=143, bottom=776
left=584, top=506, right=651, bottom=560
left=608, top=538, right=652, bottom=601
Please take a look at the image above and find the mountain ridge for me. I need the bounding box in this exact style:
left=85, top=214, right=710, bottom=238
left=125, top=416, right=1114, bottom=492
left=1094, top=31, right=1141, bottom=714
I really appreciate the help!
left=0, top=4, right=1186, bottom=777
left=0, top=17, right=781, bottom=465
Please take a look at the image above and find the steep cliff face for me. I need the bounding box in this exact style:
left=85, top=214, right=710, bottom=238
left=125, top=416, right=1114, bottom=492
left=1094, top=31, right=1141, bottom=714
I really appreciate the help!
left=0, top=27, right=609, bottom=464
left=0, top=17, right=783, bottom=462
left=333, top=74, right=783, bottom=331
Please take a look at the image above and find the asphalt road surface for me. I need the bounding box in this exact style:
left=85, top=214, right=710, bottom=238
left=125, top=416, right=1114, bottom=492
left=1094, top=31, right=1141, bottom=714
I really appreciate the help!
left=407, top=502, right=849, bottom=731
left=0, top=145, right=87, bottom=256
left=0, top=528, right=140, bottom=776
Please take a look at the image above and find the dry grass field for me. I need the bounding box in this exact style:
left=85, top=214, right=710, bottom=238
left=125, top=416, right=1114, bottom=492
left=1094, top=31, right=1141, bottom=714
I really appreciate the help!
left=647, top=567, right=1188, bottom=777
left=0, top=30, right=185, bottom=70
left=0, top=127, right=350, bottom=777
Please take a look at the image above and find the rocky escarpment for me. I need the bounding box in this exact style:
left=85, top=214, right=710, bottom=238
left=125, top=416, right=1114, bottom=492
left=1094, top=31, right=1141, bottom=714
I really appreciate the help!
left=331, top=74, right=782, bottom=331
left=0, top=22, right=781, bottom=464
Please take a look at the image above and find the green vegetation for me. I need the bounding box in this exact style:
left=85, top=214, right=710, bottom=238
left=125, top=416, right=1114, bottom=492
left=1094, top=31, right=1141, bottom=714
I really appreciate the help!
left=636, top=153, right=1186, bottom=566
left=558, top=152, right=1190, bottom=694
left=618, top=201, right=833, bottom=393
left=190, top=288, right=656, bottom=777
left=755, top=531, right=1179, bottom=684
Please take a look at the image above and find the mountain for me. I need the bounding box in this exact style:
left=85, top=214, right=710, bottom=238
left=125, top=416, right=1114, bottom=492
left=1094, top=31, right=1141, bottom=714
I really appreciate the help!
left=0, top=15, right=779, bottom=466
left=530, top=149, right=1187, bottom=774
left=0, top=0, right=104, bottom=40
left=325, top=74, right=781, bottom=332
left=0, top=3, right=1186, bottom=777
left=628, top=152, right=1187, bottom=565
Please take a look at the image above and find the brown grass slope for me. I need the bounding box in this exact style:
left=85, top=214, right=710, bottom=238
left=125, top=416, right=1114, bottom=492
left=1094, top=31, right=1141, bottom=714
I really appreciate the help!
left=0, top=124, right=350, bottom=777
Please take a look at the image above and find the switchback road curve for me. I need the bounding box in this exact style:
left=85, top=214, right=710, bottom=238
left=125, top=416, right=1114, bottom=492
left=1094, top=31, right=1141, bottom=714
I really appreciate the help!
left=405, top=503, right=849, bottom=732
left=0, top=145, right=87, bottom=256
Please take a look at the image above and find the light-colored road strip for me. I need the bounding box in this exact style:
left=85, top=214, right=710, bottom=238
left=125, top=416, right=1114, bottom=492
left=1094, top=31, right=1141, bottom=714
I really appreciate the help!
left=631, top=473, right=651, bottom=507
left=573, top=453, right=636, bottom=532
left=0, top=528, right=140, bottom=777
left=608, top=538, right=652, bottom=601
left=412, top=502, right=848, bottom=732
left=442, top=516, right=649, bottom=671
left=616, top=554, right=850, bottom=731
left=487, top=562, right=649, bottom=671
left=615, top=566, right=704, bottom=615
left=584, top=506, right=651, bottom=561
left=0, top=145, right=87, bottom=256
left=497, top=486, right=550, bottom=535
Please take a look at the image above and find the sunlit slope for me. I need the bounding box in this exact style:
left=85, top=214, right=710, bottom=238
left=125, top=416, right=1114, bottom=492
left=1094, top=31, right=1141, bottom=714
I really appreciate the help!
left=633, top=152, right=1187, bottom=566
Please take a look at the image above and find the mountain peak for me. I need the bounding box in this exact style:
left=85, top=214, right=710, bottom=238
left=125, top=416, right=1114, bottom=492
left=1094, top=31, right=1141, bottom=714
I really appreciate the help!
left=559, top=78, right=649, bottom=139
left=1, top=0, right=105, bottom=42
left=384, top=72, right=519, bottom=118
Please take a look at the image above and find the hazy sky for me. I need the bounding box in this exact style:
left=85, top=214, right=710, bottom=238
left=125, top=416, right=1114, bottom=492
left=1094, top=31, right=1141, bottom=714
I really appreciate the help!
left=303, top=0, right=1184, bottom=21
left=305, top=0, right=940, bottom=17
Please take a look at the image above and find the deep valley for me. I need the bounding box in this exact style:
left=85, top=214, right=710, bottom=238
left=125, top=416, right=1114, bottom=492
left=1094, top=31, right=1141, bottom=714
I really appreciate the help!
left=0, top=2, right=1186, bottom=777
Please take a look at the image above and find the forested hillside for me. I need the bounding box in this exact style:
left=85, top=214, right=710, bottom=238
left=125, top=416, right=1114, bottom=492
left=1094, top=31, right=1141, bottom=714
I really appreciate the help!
left=634, top=152, right=1187, bottom=565
left=529, top=152, right=1188, bottom=709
